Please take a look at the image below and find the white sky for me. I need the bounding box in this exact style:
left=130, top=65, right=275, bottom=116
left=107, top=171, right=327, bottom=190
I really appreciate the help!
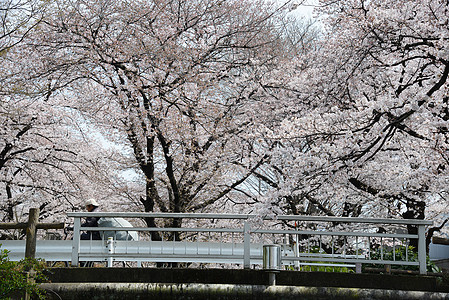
left=281, top=0, right=318, bottom=19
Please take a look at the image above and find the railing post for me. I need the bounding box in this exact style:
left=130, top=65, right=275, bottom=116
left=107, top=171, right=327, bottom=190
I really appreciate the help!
left=418, top=224, right=427, bottom=275
left=243, top=221, right=251, bottom=269
left=71, top=217, right=81, bottom=266
left=107, top=237, right=114, bottom=267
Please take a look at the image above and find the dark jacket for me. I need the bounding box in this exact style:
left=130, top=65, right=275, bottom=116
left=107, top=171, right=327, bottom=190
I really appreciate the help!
left=80, top=206, right=101, bottom=240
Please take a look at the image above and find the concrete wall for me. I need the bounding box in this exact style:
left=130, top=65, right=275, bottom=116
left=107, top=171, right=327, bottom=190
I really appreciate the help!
left=40, top=282, right=449, bottom=300
left=38, top=267, right=449, bottom=299
left=45, top=268, right=449, bottom=292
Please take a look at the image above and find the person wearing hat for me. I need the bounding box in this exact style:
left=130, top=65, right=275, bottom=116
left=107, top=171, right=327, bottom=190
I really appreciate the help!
left=80, top=198, right=101, bottom=240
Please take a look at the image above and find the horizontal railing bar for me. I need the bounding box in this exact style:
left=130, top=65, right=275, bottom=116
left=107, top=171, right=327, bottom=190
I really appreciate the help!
left=80, top=226, right=417, bottom=239
left=282, top=257, right=420, bottom=265
left=80, top=254, right=247, bottom=259
left=68, top=213, right=252, bottom=219
left=77, top=253, right=420, bottom=266
left=294, top=253, right=359, bottom=258
left=67, top=213, right=433, bottom=225
left=300, top=263, right=356, bottom=268
left=80, top=227, right=243, bottom=233
left=252, top=229, right=418, bottom=239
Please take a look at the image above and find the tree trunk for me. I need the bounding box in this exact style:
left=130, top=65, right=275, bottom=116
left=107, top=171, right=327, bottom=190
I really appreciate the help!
left=402, top=199, right=425, bottom=249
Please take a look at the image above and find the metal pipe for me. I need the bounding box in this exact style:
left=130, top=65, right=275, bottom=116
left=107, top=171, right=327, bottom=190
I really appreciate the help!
left=107, top=237, right=114, bottom=267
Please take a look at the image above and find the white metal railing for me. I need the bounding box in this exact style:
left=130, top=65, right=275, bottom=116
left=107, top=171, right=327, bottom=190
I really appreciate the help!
left=0, top=213, right=432, bottom=274
left=64, top=213, right=432, bottom=274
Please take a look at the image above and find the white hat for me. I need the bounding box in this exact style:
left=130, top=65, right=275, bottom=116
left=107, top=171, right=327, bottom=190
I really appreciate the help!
left=85, top=198, right=99, bottom=207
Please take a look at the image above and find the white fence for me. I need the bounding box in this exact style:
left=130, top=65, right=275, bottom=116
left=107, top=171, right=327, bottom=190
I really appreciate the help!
left=0, top=213, right=433, bottom=274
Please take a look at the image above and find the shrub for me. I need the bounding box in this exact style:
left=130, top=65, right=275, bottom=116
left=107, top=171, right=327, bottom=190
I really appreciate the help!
left=0, top=248, right=47, bottom=299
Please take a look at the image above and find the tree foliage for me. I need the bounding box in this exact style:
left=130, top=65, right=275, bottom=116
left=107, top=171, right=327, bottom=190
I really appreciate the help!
left=13, top=0, right=304, bottom=230
left=0, top=0, right=447, bottom=244
left=0, top=0, right=124, bottom=232
left=256, top=0, right=449, bottom=241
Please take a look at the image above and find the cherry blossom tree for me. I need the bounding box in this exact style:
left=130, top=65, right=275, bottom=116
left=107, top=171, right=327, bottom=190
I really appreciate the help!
left=259, top=0, right=449, bottom=243
left=15, top=0, right=307, bottom=233
left=0, top=0, right=120, bottom=233
left=9, top=0, right=447, bottom=249
left=0, top=0, right=43, bottom=53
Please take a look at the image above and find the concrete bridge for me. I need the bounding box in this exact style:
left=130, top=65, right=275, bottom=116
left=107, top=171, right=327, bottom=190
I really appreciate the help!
left=3, top=212, right=449, bottom=299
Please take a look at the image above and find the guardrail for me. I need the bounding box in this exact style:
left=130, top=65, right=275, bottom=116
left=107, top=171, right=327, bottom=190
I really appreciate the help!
left=65, top=213, right=432, bottom=274
left=0, top=213, right=432, bottom=274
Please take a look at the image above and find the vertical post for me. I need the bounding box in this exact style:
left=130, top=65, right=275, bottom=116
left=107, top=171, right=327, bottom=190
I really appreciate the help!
left=71, top=217, right=81, bottom=266
left=243, top=221, right=251, bottom=269
left=263, top=244, right=281, bottom=286
left=24, top=208, right=39, bottom=300
left=24, top=269, right=36, bottom=300
left=25, top=208, right=39, bottom=259
left=418, top=225, right=427, bottom=275
left=293, top=233, right=300, bottom=270
left=107, top=237, right=114, bottom=267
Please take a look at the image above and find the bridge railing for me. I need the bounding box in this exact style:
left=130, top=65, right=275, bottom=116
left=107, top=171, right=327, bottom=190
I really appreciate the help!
left=67, top=213, right=432, bottom=274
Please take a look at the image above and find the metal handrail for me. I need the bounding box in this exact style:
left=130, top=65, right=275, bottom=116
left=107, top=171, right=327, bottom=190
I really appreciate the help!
left=67, top=212, right=433, bottom=225
left=66, top=212, right=432, bottom=274
left=80, top=226, right=418, bottom=239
